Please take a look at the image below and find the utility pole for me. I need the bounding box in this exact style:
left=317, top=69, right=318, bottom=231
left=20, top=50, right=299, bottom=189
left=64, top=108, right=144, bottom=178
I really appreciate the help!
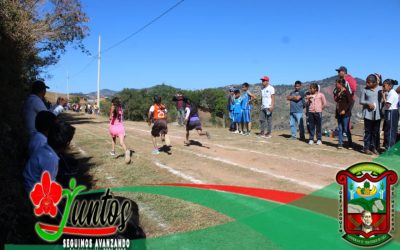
left=67, top=70, right=70, bottom=102
left=97, top=35, right=101, bottom=111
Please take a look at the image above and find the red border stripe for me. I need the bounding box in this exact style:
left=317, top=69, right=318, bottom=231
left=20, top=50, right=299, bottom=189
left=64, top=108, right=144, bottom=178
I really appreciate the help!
left=39, top=223, right=117, bottom=236
left=154, top=183, right=305, bottom=204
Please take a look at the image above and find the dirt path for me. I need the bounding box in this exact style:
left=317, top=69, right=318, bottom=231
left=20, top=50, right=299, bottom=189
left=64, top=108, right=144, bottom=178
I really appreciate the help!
left=70, top=112, right=373, bottom=193
left=65, top=112, right=376, bottom=237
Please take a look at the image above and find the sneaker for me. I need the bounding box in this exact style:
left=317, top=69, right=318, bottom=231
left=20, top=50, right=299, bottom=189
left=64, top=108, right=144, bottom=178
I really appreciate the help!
left=110, top=151, right=116, bottom=156
left=363, top=149, right=373, bottom=155
left=337, top=144, right=343, bottom=149
left=291, top=136, right=296, bottom=140
left=152, top=149, right=160, bottom=155
left=184, top=140, right=190, bottom=146
left=308, top=140, right=314, bottom=145
left=233, top=130, right=240, bottom=134
left=316, top=140, right=322, bottom=145
left=371, top=149, right=380, bottom=155
left=164, top=135, right=171, bottom=146
left=265, top=133, right=272, bottom=139
left=347, top=143, right=353, bottom=150
left=206, top=131, right=211, bottom=139
left=245, top=132, right=250, bottom=136
left=125, top=150, right=131, bottom=164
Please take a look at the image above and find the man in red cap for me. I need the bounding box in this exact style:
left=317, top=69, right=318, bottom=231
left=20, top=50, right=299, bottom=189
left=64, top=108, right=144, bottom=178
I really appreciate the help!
left=259, top=76, right=275, bottom=138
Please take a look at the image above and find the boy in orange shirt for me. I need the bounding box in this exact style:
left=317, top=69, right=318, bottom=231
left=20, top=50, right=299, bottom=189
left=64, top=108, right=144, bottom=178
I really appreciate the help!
left=148, top=95, right=170, bottom=155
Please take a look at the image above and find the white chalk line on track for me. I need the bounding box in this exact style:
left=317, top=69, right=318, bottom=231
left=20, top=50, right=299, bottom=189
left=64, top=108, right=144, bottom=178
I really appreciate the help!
left=124, top=125, right=342, bottom=170
left=86, top=124, right=327, bottom=190
left=154, top=161, right=204, bottom=184
left=74, top=126, right=172, bottom=230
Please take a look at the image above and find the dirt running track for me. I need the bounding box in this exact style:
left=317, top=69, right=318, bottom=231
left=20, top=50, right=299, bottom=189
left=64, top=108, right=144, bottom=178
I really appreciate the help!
left=66, top=112, right=374, bottom=195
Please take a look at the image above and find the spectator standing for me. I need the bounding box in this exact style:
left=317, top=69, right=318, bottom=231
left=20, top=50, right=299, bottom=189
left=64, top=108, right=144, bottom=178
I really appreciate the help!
left=259, top=76, right=275, bottom=138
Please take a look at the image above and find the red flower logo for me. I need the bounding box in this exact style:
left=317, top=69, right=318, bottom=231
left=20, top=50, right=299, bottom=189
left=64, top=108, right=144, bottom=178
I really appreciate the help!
left=30, top=171, right=63, bottom=217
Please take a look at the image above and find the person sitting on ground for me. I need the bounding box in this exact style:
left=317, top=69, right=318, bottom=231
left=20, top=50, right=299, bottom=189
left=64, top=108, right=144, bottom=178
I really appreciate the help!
left=28, top=111, right=57, bottom=156
left=52, top=97, right=66, bottom=116
left=334, top=79, right=353, bottom=149
left=108, top=97, right=131, bottom=164
left=23, top=80, right=50, bottom=136
left=148, top=95, right=170, bottom=155
left=184, top=98, right=211, bottom=145
left=23, top=122, right=75, bottom=193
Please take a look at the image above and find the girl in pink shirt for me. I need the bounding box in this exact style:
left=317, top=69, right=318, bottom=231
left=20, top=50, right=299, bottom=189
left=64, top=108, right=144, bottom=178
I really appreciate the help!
left=305, top=84, right=326, bottom=145
left=109, top=97, right=131, bottom=164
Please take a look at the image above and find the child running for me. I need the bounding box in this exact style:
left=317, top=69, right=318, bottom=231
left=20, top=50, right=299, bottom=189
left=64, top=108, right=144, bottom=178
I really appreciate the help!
left=184, top=98, right=211, bottom=145
left=109, top=97, right=131, bottom=164
left=306, top=83, right=326, bottom=145
left=381, top=79, right=399, bottom=150
left=241, top=82, right=256, bottom=136
left=232, top=89, right=243, bottom=134
left=334, top=79, right=353, bottom=149
left=148, top=95, right=170, bottom=155
left=360, top=74, right=382, bottom=155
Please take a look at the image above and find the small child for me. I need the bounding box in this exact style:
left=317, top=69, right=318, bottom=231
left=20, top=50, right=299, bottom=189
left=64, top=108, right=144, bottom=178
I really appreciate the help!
left=109, top=97, right=131, bottom=164
left=148, top=95, right=170, bottom=155
left=334, top=79, right=353, bottom=149
left=52, top=97, right=66, bottom=116
left=241, top=82, right=256, bottom=135
left=227, top=88, right=236, bottom=132
left=382, top=79, right=399, bottom=150
left=184, top=98, right=211, bottom=145
left=232, top=89, right=243, bottom=134
left=306, top=83, right=326, bottom=145
left=360, top=74, right=382, bottom=155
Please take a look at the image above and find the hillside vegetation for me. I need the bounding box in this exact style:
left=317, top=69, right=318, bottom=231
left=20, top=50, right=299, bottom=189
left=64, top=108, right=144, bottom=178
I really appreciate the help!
left=99, top=75, right=366, bottom=130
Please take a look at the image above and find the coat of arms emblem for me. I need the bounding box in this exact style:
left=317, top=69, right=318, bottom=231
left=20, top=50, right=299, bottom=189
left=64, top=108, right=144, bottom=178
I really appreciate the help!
left=336, top=162, right=398, bottom=247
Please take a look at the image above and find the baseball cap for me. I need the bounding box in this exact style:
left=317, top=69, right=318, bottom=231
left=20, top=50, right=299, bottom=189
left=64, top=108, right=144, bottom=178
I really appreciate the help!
left=335, top=66, right=348, bottom=73
left=260, top=76, right=270, bottom=81
left=32, top=80, right=50, bottom=92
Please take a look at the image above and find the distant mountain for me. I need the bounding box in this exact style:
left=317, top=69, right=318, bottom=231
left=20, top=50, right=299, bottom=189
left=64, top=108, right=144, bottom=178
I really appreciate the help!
left=70, top=89, right=118, bottom=98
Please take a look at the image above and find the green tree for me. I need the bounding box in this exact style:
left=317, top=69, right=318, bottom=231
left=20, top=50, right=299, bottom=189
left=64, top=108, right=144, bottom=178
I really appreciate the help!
left=0, top=0, right=89, bottom=244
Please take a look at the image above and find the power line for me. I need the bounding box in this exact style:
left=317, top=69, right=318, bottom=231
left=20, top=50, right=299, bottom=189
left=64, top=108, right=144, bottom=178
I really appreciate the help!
left=102, top=0, right=185, bottom=55
left=68, top=0, right=185, bottom=79
left=70, top=57, right=96, bottom=79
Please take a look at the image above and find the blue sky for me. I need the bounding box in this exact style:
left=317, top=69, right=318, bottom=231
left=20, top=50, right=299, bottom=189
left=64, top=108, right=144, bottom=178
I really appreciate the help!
left=45, top=0, right=400, bottom=94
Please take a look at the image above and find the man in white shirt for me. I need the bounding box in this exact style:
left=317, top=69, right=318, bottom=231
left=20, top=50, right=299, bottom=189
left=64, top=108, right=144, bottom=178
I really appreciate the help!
left=259, top=76, right=275, bottom=138
left=382, top=79, right=399, bottom=149
left=23, top=80, right=49, bottom=136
